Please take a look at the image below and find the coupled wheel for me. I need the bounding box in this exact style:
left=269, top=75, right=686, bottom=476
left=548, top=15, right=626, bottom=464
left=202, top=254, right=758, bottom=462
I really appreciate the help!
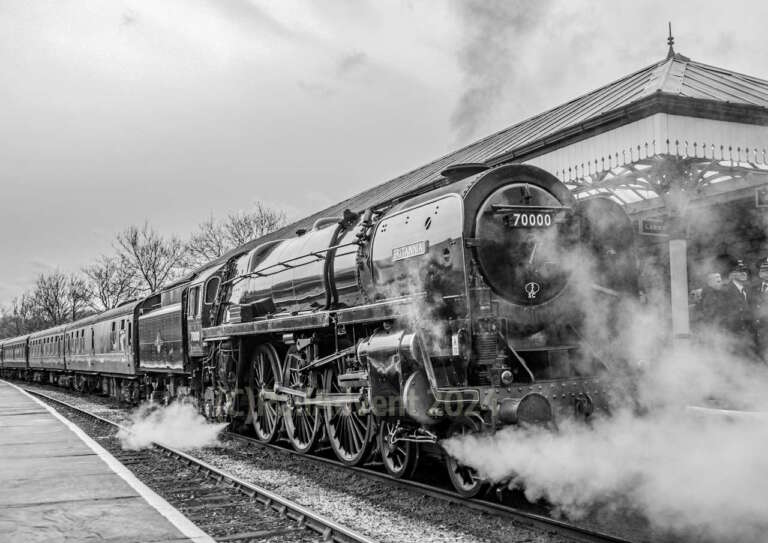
left=444, top=418, right=484, bottom=498
left=248, top=344, right=282, bottom=443
left=322, top=362, right=373, bottom=466
left=282, top=347, right=321, bottom=454
left=377, top=420, right=420, bottom=479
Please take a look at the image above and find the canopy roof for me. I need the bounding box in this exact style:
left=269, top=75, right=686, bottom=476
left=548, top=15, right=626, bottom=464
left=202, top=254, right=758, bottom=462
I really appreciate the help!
left=201, top=51, right=768, bottom=272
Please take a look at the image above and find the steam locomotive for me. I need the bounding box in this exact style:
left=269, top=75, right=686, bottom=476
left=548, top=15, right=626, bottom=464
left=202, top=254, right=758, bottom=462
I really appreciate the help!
left=0, top=163, right=636, bottom=496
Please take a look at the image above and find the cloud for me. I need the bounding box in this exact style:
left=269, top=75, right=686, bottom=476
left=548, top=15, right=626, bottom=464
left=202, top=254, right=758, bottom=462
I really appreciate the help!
left=297, top=80, right=336, bottom=98
left=121, top=10, right=138, bottom=27
left=336, top=50, right=368, bottom=76
left=30, top=260, right=54, bottom=273
left=205, top=0, right=296, bottom=40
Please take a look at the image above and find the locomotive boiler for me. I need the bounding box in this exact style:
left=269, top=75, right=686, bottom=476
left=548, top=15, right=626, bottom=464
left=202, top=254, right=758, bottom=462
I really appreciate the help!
left=195, top=163, right=637, bottom=495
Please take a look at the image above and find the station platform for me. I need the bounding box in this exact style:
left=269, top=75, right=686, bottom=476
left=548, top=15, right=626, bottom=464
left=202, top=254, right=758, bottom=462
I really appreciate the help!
left=0, top=380, right=214, bottom=543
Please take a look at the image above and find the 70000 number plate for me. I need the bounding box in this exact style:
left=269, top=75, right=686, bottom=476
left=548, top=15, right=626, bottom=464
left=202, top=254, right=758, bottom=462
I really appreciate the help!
left=504, top=212, right=553, bottom=228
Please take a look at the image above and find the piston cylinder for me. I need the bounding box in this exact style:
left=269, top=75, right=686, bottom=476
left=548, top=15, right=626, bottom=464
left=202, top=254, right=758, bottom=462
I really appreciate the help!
left=498, top=393, right=553, bottom=425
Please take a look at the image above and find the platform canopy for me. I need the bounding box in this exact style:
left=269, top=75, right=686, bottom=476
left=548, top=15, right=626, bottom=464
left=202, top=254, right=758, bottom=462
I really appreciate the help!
left=523, top=51, right=768, bottom=214
left=208, top=43, right=768, bottom=282
left=278, top=50, right=767, bottom=235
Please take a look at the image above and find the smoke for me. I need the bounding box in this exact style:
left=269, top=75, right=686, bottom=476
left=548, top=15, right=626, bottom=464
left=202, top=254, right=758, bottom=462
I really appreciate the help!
left=450, top=0, right=553, bottom=142
left=442, top=253, right=768, bottom=543
left=117, top=401, right=228, bottom=451
left=438, top=192, right=768, bottom=541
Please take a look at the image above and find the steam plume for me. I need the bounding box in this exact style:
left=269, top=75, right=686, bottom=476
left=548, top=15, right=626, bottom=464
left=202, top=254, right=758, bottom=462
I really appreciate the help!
left=451, top=0, right=552, bottom=142
left=117, top=401, right=228, bottom=451
left=442, top=247, right=768, bottom=542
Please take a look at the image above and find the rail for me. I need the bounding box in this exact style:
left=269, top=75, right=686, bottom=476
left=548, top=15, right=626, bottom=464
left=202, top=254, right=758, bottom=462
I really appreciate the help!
left=23, top=388, right=377, bottom=543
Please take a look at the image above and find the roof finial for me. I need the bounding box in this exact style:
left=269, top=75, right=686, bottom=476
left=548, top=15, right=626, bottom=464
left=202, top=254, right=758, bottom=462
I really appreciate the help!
left=666, top=22, right=675, bottom=59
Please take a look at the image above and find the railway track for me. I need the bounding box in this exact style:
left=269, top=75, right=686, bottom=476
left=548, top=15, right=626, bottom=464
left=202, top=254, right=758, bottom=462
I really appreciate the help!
left=23, top=388, right=376, bottom=543
left=24, top=384, right=641, bottom=543
left=223, top=431, right=637, bottom=543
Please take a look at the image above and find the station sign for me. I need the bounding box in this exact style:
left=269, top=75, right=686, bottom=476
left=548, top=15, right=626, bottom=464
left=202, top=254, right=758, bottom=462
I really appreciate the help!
left=756, top=186, right=768, bottom=208
left=639, top=217, right=667, bottom=236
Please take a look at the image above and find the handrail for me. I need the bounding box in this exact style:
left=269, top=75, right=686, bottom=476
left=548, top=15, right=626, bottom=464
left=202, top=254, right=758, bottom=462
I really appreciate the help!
left=222, top=242, right=360, bottom=286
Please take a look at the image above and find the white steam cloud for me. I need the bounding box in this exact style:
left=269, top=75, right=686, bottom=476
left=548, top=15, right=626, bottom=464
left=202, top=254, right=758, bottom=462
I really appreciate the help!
left=440, top=196, right=768, bottom=541
left=443, top=291, right=768, bottom=542
left=117, top=401, right=228, bottom=451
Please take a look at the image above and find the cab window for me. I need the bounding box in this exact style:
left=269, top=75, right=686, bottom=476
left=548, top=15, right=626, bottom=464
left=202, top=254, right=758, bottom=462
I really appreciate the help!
left=188, top=286, right=200, bottom=318
left=205, top=278, right=220, bottom=304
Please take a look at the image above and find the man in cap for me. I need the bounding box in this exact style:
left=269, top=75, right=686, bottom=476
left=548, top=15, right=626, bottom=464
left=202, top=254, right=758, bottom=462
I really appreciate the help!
left=751, top=257, right=768, bottom=362
left=720, top=257, right=757, bottom=359
left=698, top=270, right=725, bottom=330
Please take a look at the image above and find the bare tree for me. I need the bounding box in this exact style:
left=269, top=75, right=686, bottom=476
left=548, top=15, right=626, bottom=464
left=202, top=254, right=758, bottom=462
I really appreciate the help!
left=84, top=256, right=138, bottom=311
left=0, top=293, right=42, bottom=337
left=67, top=273, right=92, bottom=321
left=32, top=271, right=69, bottom=326
left=186, top=202, right=287, bottom=267
left=186, top=214, right=228, bottom=266
left=227, top=202, right=287, bottom=245
left=116, top=222, right=185, bottom=293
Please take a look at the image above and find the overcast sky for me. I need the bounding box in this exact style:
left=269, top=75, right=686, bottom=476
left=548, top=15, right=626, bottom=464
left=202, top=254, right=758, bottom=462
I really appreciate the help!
left=2, top=0, right=768, bottom=305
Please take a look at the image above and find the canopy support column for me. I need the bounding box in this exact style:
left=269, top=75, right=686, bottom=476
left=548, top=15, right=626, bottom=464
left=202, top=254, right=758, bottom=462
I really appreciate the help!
left=669, top=238, right=690, bottom=343
left=646, top=156, right=699, bottom=347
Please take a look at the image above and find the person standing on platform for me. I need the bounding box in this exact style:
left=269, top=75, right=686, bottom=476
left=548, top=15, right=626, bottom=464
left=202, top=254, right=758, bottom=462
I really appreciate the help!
left=751, top=258, right=768, bottom=363
left=698, top=271, right=725, bottom=330
left=720, top=258, right=757, bottom=360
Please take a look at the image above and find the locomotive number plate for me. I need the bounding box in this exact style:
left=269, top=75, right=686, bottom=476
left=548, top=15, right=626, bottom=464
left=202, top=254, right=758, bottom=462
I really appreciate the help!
left=505, top=212, right=553, bottom=228
left=392, top=240, right=428, bottom=261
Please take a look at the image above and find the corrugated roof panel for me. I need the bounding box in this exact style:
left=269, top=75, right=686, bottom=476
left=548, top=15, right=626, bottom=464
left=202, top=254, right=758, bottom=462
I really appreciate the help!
left=682, top=65, right=768, bottom=105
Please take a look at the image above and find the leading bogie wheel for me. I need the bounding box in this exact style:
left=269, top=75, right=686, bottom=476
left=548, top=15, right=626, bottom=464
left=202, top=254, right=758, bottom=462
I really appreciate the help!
left=322, top=362, right=374, bottom=466
left=444, top=419, right=484, bottom=498
left=377, top=419, right=420, bottom=479
left=282, top=346, right=321, bottom=454
left=248, top=343, right=282, bottom=443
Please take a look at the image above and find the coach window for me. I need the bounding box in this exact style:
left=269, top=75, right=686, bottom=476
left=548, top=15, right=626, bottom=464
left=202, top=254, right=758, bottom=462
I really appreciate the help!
left=119, top=320, right=126, bottom=352
left=189, top=286, right=200, bottom=318
left=127, top=322, right=132, bottom=351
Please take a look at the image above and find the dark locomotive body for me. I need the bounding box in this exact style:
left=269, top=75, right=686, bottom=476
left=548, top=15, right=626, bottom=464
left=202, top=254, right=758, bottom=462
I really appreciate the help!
left=0, top=163, right=637, bottom=495
left=194, top=163, right=636, bottom=491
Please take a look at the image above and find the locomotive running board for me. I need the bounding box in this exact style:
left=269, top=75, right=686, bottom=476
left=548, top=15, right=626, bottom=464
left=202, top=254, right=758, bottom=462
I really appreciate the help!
left=334, top=295, right=426, bottom=325
left=203, top=312, right=331, bottom=339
